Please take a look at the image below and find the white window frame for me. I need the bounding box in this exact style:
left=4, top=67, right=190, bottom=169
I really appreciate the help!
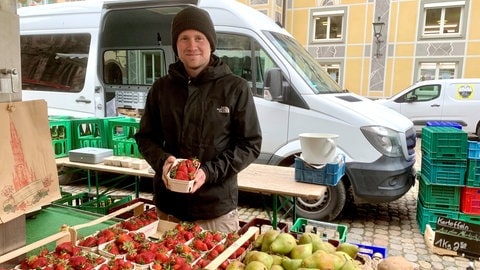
left=417, top=62, right=458, bottom=81
left=421, top=1, right=465, bottom=38
left=311, top=9, right=345, bottom=42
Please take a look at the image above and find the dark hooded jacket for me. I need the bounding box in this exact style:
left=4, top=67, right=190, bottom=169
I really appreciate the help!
left=135, top=55, right=262, bottom=221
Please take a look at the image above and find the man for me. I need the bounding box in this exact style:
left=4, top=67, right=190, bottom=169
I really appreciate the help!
left=135, top=6, right=262, bottom=232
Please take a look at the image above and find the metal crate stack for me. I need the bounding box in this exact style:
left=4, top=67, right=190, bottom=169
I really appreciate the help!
left=416, top=125, right=468, bottom=234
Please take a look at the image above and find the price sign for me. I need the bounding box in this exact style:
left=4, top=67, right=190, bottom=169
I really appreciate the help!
left=433, top=217, right=480, bottom=259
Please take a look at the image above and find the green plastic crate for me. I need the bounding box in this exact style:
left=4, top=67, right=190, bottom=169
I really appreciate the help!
left=48, top=117, right=72, bottom=158
left=107, top=117, right=142, bottom=157
left=466, top=159, right=480, bottom=187
left=71, top=116, right=126, bottom=150
left=52, top=192, right=132, bottom=215
left=290, top=218, right=347, bottom=242
left=458, top=213, right=480, bottom=226
left=416, top=199, right=459, bottom=234
left=421, top=126, right=468, bottom=160
left=71, top=118, right=109, bottom=149
left=421, top=155, right=466, bottom=186
left=418, top=175, right=460, bottom=211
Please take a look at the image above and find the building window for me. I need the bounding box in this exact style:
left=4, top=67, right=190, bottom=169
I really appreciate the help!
left=422, top=1, right=465, bottom=37
left=320, top=64, right=340, bottom=83
left=311, top=9, right=345, bottom=42
left=418, top=62, right=457, bottom=81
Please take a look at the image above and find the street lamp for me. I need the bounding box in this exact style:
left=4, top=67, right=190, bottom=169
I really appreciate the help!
left=372, top=16, right=385, bottom=58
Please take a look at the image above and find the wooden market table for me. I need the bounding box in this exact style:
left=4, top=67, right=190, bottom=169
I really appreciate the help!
left=55, top=157, right=327, bottom=228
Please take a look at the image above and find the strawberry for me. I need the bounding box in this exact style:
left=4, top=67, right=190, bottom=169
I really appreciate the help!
left=212, top=232, right=223, bottom=243
left=69, top=255, right=87, bottom=268
left=192, top=239, right=208, bottom=251
left=105, top=242, right=120, bottom=255
left=207, top=249, right=219, bottom=260
left=28, top=255, right=48, bottom=269
left=214, top=243, right=225, bottom=253
left=135, top=251, right=156, bottom=264
left=78, top=236, right=97, bottom=247
left=175, top=171, right=189, bottom=180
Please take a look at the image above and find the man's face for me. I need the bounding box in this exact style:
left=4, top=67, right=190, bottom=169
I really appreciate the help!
left=176, top=29, right=211, bottom=74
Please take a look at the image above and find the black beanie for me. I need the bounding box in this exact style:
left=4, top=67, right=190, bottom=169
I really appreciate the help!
left=171, top=6, right=217, bottom=56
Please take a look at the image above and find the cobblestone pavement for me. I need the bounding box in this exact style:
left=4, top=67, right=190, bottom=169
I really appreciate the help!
left=59, top=139, right=480, bottom=270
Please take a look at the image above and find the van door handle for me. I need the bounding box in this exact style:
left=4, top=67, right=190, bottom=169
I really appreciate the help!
left=75, top=96, right=92, bottom=104
left=431, top=104, right=440, bottom=107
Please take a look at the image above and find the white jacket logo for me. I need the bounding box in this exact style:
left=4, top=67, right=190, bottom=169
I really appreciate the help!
left=217, top=106, right=230, bottom=114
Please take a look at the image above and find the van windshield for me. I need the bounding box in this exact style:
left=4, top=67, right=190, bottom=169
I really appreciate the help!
left=265, top=31, right=342, bottom=94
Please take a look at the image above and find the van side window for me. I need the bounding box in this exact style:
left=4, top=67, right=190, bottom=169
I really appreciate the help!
left=400, top=84, right=440, bottom=102
left=21, top=34, right=90, bottom=92
left=216, top=33, right=278, bottom=97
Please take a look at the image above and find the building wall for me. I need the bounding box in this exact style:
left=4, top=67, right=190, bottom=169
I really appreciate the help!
left=245, top=0, right=480, bottom=98
left=18, top=0, right=480, bottom=98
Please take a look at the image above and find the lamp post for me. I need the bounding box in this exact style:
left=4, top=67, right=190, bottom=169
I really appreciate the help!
left=372, top=16, right=385, bottom=58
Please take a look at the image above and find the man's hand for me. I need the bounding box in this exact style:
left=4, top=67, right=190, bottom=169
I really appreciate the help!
left=162, top=156, right=176, bottom=187
left=191, top=168, right=206, bottom=193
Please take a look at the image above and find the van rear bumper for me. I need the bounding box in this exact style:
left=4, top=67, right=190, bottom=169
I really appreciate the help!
left=347, top=156, right=416, bottom=203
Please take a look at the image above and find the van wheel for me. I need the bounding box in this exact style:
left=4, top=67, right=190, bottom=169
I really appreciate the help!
left=294, top=180, right=347, bottom=221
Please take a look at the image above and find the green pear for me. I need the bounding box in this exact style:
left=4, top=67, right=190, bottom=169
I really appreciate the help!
left=254, top=233, right=265, bottom=249
left=245, top=251, right=274, bottom=269
left=339, top=260, right=361, bottom=270
left=245, top=261, right=268, bottom=270
left=270, top=265, right=285, bottom=270
left=290, top=243, right=313, bottom=260
left=301, top=250, right=335, bottom=270
left=312, top=239, right=336, bottom=253
left=332, top=251, right=350, bottom=270
left=271, top=254, right=284, bottom=265
left=336, top=243, right=359, bottom=259
left=261, top=229, right=281, bottom=252
left=298, top=232, right=321, bottom=245
left=281, top=257, right=303, bottom=270
left=270, top=232, right=297, bottom=255
left=226, top=260, right=246, bottom=270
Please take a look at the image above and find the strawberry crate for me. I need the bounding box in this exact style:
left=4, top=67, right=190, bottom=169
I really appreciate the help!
left=468, top=140, right=480, bottom=159
left=421, top=126, right=468, bottom=160
left=466, top=158, right=480, bottom=187
left=461, top=187, right=480, bottom=215
left=418, top=175, right=461, bottom=211
left=416, top=199, right=459, bottom=234
left=48, top=116, right=73, bottom=158
left=107, top=117, right=142, bottom=157
left=421, top=155, right=466, bottom=186
left=294, top=155, right=345, bottom=186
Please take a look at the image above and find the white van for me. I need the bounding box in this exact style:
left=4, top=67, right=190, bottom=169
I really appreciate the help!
left=18, top=0, right=417, bottom=221
left=375, top=79, right=480, bottom=137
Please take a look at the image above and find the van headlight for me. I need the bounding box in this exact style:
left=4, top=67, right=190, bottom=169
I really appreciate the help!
left=361, top=126, right=403, bottom=157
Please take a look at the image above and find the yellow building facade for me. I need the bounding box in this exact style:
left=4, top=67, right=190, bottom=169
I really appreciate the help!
left=238, top=0, right=480, bottom=98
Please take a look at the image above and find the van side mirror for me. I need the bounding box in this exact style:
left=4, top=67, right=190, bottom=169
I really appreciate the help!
left=264, top=67, right=283, bottom=101
left=406, top=95, right=418, bottom=102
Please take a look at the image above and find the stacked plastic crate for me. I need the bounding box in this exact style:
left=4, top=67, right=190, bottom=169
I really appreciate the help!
left=416, top=124, right=468, bottom=234
left=48, top=116, right=142, bottom=158
left=48, top=116, right=74, bottom=158
left=107, top=117, right=142, bottom=158
left=458, top=140, right=480, bottom=225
